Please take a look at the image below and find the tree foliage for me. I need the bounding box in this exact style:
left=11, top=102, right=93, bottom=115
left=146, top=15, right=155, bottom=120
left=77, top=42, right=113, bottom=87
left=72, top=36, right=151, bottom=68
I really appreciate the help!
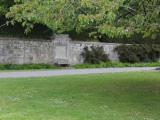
left=3, top=0, right=160, bottom=39
left=118, top=0, right=160, bottom=39
left=0, top=0, right=14, bottom=15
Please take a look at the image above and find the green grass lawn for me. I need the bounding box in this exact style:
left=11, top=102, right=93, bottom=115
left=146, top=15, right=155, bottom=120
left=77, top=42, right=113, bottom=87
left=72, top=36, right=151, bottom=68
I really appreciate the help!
left=0, top=72, right=160, bottom=120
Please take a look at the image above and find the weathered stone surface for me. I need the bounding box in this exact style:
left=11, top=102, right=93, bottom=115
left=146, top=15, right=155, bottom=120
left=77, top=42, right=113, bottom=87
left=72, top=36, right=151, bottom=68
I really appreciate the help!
left=0, top=35, right=119, bottom=65
left=69, top=41, right=119, bottom=65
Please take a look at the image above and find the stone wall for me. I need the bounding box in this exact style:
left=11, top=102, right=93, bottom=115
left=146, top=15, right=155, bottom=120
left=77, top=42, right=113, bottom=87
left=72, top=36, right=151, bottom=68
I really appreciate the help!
left=0, top=37, right=54, bottom=64
left=69, top=41, right=119, bottom=65
left=0, top=35, right=119, bottom=65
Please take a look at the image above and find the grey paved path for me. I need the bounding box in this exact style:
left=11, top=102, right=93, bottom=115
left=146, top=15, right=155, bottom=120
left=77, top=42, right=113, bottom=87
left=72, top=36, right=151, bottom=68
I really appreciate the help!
left=0, top=67, right=158, bottom=78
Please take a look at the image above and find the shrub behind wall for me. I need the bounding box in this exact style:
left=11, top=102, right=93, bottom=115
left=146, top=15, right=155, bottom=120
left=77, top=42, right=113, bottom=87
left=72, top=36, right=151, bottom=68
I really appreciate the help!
left=115, top=44, right=160, bottom=63
left=81, top=46, right=110, bottom=64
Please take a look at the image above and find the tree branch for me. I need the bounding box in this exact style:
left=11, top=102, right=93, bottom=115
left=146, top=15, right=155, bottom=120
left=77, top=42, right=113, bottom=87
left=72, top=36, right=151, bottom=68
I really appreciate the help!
left=0, top=23, right=7, bottom=28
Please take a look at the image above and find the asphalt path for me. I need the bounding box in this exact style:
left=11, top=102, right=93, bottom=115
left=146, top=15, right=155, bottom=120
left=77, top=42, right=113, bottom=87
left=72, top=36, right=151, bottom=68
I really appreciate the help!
left=0, top=67, right=158, bottom=78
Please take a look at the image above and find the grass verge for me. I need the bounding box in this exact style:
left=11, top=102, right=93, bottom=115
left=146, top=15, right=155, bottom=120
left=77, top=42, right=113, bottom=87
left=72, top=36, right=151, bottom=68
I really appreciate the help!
left=73, top=62, right=160, bottom=69
left=0, top=64, right=59, bottom=70
left=0, top=62, right=159, bottom=71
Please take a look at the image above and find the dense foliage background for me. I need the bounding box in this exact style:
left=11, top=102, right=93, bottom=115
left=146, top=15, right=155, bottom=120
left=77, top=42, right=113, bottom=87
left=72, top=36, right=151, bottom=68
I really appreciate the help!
left=115, top=44, right=160, bottom=63
left=0, top=0, right=159, bottom=43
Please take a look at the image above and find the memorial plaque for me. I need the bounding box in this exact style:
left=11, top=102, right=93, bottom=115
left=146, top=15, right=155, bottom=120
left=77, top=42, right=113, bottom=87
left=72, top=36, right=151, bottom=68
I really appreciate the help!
left=55, top=46, right=67, bottom=59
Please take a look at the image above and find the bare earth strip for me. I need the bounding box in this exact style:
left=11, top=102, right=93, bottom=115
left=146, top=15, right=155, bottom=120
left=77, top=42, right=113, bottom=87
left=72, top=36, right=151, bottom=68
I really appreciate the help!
left=0, top=67, right=159, bottom=78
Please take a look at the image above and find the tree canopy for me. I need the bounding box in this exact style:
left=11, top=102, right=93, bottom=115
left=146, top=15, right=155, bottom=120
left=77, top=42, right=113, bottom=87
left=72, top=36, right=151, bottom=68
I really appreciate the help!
left=1, top=0, right=160, bottom=39
left=0, top=0, right=14, bottom=15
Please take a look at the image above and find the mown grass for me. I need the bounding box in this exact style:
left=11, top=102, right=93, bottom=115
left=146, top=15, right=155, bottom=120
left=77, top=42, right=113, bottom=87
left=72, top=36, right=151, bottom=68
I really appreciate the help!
left=0, top=72, right=160, bottom=120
